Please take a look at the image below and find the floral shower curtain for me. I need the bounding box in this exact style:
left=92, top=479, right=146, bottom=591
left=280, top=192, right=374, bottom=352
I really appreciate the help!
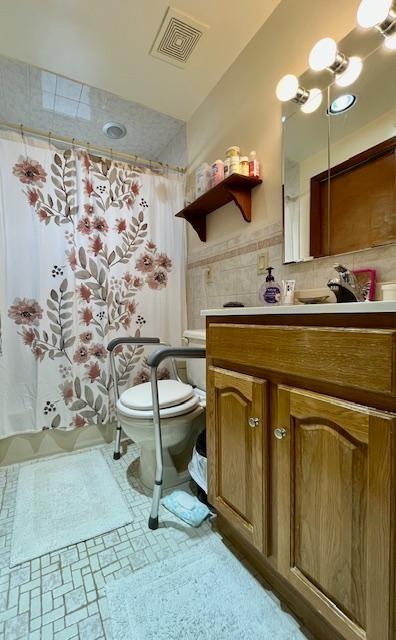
left=0, top=132, right=186, bottom=437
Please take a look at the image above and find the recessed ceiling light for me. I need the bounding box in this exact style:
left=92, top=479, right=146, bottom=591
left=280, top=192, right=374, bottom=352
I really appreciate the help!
left=102, top=122, right=127, bottom=139
left=328, top=94, right=357, bottom=115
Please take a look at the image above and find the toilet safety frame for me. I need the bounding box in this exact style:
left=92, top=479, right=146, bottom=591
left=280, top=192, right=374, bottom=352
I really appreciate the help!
left=107, top=337, right=206, bottom=530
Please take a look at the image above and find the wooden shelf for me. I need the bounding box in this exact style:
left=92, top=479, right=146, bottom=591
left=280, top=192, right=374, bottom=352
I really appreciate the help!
left=175, top=174, right=262, bottom=242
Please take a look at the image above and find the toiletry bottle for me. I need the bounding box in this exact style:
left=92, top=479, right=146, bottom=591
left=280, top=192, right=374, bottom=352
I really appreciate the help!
left=259, top=267, right=281, bottom=305
left=211, top=159, right=224, bottom=187
left=226, top=146, right=240, bottom=175
left=248, top=150, right=260, bottom=177
left=239, top=156, right=249, bottom=176
left=282, top=279, right=295, bottom=305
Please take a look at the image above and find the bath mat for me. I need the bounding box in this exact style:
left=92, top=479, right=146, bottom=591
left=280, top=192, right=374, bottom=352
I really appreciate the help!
left=10, top=450, right=131, bottom=567
left=106, top=537, right=306, bottom=640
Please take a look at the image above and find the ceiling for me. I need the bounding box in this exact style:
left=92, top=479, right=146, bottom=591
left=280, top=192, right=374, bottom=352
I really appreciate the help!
left=0, top=0, right=282, bottom=121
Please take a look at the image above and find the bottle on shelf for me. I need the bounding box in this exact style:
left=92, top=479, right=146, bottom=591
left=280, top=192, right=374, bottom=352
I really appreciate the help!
left=195, top=163, right=211, bottom=198
left=225, top=146, right=240, bottom=176
left=211, top=159, right=224, bottom=187
left=239, top=156, right=249, bottom=176
left=248, top=150, right=260, bottom=178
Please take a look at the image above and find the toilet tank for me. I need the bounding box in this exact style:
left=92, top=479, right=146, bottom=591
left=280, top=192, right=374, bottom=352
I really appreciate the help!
left=183, top=330, right=206, bottom=391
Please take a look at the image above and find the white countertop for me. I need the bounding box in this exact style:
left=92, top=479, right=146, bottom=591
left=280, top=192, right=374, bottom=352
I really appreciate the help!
left=201, top=301, right=396, bottom=317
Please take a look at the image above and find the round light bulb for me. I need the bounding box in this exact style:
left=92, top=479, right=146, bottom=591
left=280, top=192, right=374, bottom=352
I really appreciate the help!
left=309, top=37, right=338, bottom=71
left=301, top=88, right=323, bottom=114
left=335, top=56, right=363, bottom=87
left=357, top=0, right=392, bottom=28
left=276, top=74, right=299, bottom=101
left=384, top=33, right=396, bottom=50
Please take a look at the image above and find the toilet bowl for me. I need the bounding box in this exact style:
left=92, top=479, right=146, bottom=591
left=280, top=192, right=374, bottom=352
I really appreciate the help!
left=117, top=330, right=206, bottom=489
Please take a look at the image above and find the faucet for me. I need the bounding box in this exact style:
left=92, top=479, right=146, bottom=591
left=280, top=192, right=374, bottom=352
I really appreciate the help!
left=327, top=263, right=365, bottom=303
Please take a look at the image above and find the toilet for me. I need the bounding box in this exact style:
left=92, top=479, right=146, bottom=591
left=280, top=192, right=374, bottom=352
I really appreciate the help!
left=116, top=330, right=206, bottom=489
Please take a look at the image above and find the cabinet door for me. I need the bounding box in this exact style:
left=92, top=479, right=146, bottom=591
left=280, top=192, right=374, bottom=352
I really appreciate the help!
left=276, top=385, right=395, bottom=640
left=207, top=366, right=267, bottom=552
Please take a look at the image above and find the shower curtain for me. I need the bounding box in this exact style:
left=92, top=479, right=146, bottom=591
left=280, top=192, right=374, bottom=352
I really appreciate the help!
left=0, top=132, right=186, bottom=437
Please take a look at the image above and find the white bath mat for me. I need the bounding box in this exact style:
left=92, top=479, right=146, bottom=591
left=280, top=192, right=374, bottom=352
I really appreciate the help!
left=106, top=537, right=307, bottom=640
left=10, top=449, right=131, bottom=567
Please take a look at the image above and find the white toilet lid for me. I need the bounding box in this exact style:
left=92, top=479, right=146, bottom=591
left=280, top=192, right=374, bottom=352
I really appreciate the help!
left=120, top=379, right=194, bottom=411
left=117, top=393, right=200, bottom=419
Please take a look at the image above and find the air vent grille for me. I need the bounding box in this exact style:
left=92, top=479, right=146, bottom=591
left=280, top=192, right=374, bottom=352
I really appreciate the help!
left=150, top=7, right=208, bottom=68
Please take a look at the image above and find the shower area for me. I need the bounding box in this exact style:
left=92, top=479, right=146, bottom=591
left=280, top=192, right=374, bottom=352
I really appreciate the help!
left=0, top=55, right=188, bottom=464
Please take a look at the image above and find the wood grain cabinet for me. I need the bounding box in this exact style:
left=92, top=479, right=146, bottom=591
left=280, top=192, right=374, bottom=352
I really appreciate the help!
left=276, top=386, right=395, bottom=640
left=206, top=317, right=396, bottom=640
left=207, top=366, right=267, bottom=552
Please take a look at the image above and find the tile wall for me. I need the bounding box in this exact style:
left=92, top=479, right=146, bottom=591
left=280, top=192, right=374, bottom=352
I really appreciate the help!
left=187, top=225, right=396, bottom=329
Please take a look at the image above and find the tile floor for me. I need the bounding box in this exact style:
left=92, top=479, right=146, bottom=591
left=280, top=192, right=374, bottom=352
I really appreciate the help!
left=0, top=443, right=313, bottom=639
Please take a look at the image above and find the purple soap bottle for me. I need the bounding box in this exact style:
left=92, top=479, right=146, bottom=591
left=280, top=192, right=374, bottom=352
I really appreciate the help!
left=259, top=267, right=281, bottom=305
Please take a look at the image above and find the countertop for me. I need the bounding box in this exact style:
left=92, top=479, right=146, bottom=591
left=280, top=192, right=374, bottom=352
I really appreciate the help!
left=201, top=301, right=396, bottom=316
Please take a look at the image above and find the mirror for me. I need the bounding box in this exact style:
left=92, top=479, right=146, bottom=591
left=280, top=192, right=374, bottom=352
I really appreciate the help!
left=282, top=28, right=396, bottom=264
left=283, top=83, right=329, bottom=263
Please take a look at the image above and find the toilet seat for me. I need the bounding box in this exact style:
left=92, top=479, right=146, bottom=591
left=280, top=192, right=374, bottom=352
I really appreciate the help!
left=117, top=393, right=200, bottom=419
left=120, top=379, right=194, bottom=411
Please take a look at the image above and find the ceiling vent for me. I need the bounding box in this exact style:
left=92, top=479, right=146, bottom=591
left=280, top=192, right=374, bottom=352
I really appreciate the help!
left=150, top=7, right=209, bottom=68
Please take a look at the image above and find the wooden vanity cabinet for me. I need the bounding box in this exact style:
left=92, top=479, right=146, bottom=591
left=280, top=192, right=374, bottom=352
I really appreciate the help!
left=206, top=316, right=396, bottom=640
left=207, top=367, right=268, bottom=552
left=277, top=386, right=395, bottom=640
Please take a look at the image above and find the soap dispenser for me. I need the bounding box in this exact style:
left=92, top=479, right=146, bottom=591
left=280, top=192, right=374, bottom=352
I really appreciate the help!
left=259, top=267, right=281, bottom=305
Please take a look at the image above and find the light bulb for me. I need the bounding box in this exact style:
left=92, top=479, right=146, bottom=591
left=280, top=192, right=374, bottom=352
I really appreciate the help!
left=276, top=74, right=299, bottom=101
left=309, top=37, right=337, bottom=71
left=357, top=0, right=392, bottom=28
left=385, top=33, right=396, bottom=49
left=336, top=56, right=363, bottom=87
left=301, top=88, right=323, bottom=114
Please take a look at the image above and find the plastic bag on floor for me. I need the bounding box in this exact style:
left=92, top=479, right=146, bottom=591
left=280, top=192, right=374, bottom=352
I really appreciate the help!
left=188, top=446, right=207, bottom=493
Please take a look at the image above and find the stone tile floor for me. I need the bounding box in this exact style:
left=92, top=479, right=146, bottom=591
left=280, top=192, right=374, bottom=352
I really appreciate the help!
left=0, top=442, right=313, bottom=639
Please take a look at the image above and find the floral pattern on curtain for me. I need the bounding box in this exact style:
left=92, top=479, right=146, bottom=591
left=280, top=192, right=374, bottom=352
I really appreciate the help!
left=0, top=133, right=186, bottom=437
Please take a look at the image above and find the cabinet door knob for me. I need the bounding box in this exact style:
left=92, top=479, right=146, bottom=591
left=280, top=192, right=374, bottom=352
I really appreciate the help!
left=248, top=417, right=260, bottom=428
left=274, top=427, right=287, bottom=440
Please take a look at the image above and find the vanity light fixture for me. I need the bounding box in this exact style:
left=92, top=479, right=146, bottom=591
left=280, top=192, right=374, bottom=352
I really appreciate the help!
left=335, top=56, right=363, bottom=87
left=300, top=87, right=323, bottom=114
left=309, top=37, right=363, bottom=87
left=276, top=74, right=309, bottom=103
left=309, top=38, right=349, bottom=73
left=357, top=0, right=395, bottom=30
left=275, top=75, right=322, bottom=113
left=384, top=32, right=396, bottom=48
left=357, top=0, right=396, bottom=49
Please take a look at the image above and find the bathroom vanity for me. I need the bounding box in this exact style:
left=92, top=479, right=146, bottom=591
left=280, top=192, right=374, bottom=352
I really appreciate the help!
left=203, top=302, right=396, bottom=640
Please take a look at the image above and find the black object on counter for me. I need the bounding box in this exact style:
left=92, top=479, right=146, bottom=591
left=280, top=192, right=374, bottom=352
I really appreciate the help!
left=223, top=301, right=245, bottom=307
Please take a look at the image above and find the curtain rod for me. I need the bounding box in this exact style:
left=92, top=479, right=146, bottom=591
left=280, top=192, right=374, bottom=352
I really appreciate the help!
left=0, top=119, right=186, bottom=175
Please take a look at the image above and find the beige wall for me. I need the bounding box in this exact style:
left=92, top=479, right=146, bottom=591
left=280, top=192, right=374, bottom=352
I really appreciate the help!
left=185, top=0, right=396, bottom=328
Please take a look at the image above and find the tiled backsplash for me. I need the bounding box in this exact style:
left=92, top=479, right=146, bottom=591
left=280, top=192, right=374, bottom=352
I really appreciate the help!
left=187, top=230, right=396, bottom=329
left=187, top=224, right=283, bottom=329
left=0, top=55, right=187, bottom=166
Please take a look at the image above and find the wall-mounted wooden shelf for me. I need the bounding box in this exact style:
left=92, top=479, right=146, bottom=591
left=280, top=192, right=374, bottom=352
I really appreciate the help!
left=175, top=174, right=262, bottom=242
